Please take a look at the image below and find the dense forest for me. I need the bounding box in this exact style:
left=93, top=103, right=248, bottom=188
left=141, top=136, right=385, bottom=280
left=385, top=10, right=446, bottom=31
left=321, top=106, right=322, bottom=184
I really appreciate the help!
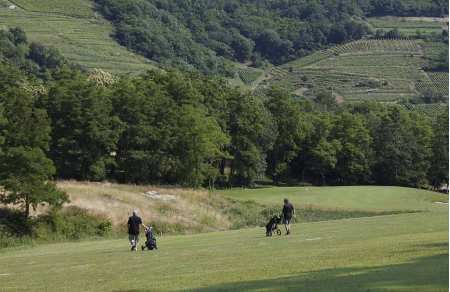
left=0, top=27, right=447, bottom=203
left=95, top=0, right=448, bottom=74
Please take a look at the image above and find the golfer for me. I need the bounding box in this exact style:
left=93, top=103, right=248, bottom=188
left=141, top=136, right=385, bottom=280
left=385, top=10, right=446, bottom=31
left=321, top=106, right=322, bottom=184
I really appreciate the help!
left=127, top=210, right=147, bottom=251
left=282, top=199, right=295, bottom=235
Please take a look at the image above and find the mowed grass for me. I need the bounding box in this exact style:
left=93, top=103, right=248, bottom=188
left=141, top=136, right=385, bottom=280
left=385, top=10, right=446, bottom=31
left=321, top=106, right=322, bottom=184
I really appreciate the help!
left=0, top=210, right=447, bottom=291
left=0, top=0, right=156, bottom=73
left=0, top=186, right=448, bottom=291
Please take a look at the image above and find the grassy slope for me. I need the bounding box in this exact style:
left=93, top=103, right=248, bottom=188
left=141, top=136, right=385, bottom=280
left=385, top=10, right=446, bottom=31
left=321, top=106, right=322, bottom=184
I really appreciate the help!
left=57, top=181, right=233, bottom=234
left=0, top=186, right=447, bottom=291
left=220, top=186, right=447, bottom=211
left=0, top=0, right=156, bottom=73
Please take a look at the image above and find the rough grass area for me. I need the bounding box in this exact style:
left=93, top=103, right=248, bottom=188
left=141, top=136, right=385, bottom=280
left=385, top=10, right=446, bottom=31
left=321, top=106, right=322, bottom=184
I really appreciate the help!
left=0, top=209, right=447, bottom=291
left=0, top=0, right=155, bottom=73
left=58, top=181, right=233, bottom=235
left=59, top=183, right=428, bottom=235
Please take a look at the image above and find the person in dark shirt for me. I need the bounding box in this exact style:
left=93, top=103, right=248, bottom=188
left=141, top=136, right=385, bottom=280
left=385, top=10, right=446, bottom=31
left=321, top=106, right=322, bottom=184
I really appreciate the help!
left=282, top=198, right=295, bottom=235
left=127, top=210, right=147, bottom=251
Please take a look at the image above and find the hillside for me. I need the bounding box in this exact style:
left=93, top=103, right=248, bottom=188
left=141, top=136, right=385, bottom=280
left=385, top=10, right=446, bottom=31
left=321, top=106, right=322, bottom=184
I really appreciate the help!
left=256, top=37, right=448, bottom=103
left=2, top=0, right=446, bottom=76
left=93, top=0, right=448, bottom=75
left=0, top=185, right=447, bottom=291
left=0, top=0, right=156, bottom=73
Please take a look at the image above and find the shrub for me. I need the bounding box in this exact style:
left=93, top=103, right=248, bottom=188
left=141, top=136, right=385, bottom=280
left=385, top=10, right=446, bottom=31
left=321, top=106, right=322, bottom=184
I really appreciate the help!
left=37, top=207, right=112, bottom=240
left=0, top=206, right=113, bottom=249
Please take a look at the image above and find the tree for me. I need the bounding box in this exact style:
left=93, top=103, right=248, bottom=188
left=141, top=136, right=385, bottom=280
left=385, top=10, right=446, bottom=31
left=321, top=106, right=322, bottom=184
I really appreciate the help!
left=428, top=110, right=449, bottom=189
left=0, top=147, right=66, bottom=217
left=371, top=107, right=432, bottom=187
left=28, top=42, right=65, bottom=70
left=0, top=81, right=67, bottom=217
left=231, top=34, right=254, bottom=62
left=228, top=92, right=276, bottom=186
left=304, top=114, right=342, bottom=185
left=44, top=72, right=122, bottom=180
left=290, top=112, right=341, bottom=185
left=8, top=27, right=27, bottom=45
left=265, top=88, right=307, bottom=183
left=175, top=105, right=229, bottom=187
left=331, top=112, right=373, bottom=184
left=314, top=88, right=336, bottom=111
left=328, top=24, right=347, bottom=44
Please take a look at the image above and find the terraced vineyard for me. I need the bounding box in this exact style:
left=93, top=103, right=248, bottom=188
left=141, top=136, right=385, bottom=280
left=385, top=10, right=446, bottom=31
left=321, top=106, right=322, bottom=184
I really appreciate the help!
left=0, top=0, right=156, bottom=73
left=237, top=67, right=264, bottom=85
left=401, top=103, right=448, bottom=118
left=259, top=39, right=437, bottom=103
left=427, top=72, right=449, bottom=93
left=284, top=39, right=422, bottom=71
left=415, top=72, right=449, bottom=98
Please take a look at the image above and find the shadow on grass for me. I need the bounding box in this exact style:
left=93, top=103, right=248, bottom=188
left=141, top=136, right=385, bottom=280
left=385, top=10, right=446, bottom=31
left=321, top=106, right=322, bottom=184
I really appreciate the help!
left=114, top=253, right=448, bottom=292
left=418, top=242, right=449, bottom=249
left=192, top=253, right=448, bottom=292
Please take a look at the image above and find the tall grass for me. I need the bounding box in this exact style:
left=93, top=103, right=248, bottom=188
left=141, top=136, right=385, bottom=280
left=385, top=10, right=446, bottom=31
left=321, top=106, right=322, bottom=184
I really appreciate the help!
left=58, top=181, right=233, bottom=234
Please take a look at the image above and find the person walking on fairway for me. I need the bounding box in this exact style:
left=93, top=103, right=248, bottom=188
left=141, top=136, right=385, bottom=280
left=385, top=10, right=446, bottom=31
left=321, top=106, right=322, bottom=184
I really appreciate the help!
left=127, top=210, right=146, bottom=251
left=282, top=199, right=295, bottom=235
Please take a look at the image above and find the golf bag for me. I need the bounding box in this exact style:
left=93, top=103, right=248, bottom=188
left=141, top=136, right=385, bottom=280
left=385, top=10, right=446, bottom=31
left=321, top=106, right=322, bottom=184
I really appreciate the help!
left=266, top=215, right=282, bottom=236
left=142, top=228, right=158, bottom=250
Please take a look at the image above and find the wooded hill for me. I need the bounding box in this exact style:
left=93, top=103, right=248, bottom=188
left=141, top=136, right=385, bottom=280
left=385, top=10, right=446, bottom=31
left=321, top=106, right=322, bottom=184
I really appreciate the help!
left=95, top=0, right=448, bottom=74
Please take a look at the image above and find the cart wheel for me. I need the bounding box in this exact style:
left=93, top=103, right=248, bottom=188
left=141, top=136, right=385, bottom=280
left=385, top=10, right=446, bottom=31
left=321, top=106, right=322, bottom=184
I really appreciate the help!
left=276, top=229, right=282, bottom=236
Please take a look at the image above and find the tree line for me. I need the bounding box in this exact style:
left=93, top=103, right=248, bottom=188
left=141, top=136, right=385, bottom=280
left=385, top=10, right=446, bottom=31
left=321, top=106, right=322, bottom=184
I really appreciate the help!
left=0, top=63, right=447, bottom=188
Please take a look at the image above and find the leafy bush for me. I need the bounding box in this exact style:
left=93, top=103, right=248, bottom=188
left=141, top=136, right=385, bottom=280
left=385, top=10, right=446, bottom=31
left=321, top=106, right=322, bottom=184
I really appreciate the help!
left=0, top=208, right=34, bottom=249
left=37, top=207, right=112, bottom=240
left=0, top=207, right=112, bottom=249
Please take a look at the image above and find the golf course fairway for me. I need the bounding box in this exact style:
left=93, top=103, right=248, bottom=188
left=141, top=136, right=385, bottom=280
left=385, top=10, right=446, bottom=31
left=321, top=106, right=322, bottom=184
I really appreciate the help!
left=0, top=186, right=448, bottom=291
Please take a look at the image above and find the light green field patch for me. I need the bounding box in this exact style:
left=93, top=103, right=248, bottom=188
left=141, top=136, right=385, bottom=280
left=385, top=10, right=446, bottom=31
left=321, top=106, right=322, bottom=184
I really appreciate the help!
left=220, top=186, right=448, bottom=212
left=368, top=16, right=446, bottom=36
left=9, top=0, right=95, bottom=17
